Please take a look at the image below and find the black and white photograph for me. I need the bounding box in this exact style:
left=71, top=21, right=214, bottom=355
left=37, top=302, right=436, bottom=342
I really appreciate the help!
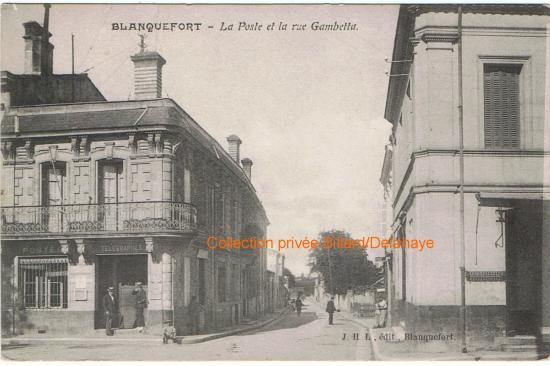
left=0, top=2, right=549, bottom=362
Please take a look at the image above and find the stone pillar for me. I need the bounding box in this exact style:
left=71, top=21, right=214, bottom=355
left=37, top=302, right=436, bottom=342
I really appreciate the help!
left=162, top=252, right=173, bottom=314
left=67, top=239, right=94, bottom=331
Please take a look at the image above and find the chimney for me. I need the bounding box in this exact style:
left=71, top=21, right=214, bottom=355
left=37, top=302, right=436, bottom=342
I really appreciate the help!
left=130, top=51, right=166, bottom=99
left=23, top=21, right=54, bottom=75
left=226, top=135, right=242, bottom=164
left=241, top=158, right=253, bottom=181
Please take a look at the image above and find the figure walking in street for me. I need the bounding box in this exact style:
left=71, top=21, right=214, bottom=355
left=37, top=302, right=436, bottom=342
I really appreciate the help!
left=132, top=282, right=147, bottom=332
left=103, top=286, right=117, bottom=336
left=295, top=295, right=303, bottom=316
left=326, top=296, right=336, bottom=325
left=375, top=295, right=387, bottom=328
left=188, top=295, right=204, bottom=335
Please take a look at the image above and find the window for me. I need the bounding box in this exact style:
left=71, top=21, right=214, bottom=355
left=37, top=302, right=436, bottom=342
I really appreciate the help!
left=41, top=162, right=67, bottom=232
left=220, top=192, right=226, bottom=234
left=19, top=257, right=68, bottom=309
left=207, top=185, right=215, bottom=234
left=183, top=168, right=191, bottom=203
left=231, top=263, right=239, bottom=300
left=231, top=200, right=238, bottom=238
left=41, top=162, right=67, bottom=206
left=483, top=64, right=522, bottom=149
left=98, top=160, right=124, bottom=205
left=217, top=264, right=226, bottom=302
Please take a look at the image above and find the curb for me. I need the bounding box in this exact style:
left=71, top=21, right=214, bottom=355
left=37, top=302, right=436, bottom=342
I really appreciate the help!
left=2, top=337, right=161, bottom=343
left=180, top=307, right=292, bottom=344
left=334, top=311, right=377, bottom=361
left=1, top=309, right=291, bottom=346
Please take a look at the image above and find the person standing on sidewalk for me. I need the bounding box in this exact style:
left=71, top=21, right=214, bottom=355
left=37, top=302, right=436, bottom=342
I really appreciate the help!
left=132, top=282, right=147, bottom=332
left=326, top=296, right=336, bottom=325
left=103, top=287, right=117, bottom=336
left=375, top=295, right=387, bottom=328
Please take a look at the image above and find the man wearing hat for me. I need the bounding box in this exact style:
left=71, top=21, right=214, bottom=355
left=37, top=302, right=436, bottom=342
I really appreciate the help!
left=326, top=296, right=337, bottom=325
left=132, top=282, right=147, bottom=332
left=102, top=287, right=117, bottom=336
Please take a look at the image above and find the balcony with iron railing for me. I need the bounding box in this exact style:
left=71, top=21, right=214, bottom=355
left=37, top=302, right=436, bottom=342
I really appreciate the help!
left=1, top=201, right=197, bottom=238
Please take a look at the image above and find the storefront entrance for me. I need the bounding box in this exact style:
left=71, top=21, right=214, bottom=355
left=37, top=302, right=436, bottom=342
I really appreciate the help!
left=505, top=202, right=542, bottom=336
left=95, top=254, right=148, bottom=329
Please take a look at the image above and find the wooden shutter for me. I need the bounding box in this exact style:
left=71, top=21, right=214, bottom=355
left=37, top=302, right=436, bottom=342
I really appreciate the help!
left=483, top=64, right=521, bottom=149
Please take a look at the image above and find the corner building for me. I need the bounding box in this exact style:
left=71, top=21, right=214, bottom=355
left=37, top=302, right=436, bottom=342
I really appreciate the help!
left=1, top=20, right=268, bottom=336
left=382, top=5, right=550, bottom=348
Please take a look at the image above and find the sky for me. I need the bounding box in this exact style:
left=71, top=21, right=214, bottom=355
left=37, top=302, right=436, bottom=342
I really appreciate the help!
left=1, top=4, right=396, bottom=276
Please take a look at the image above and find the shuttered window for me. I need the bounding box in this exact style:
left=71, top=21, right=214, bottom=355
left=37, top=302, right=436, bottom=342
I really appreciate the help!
left=483, top=64, right=521, bottom=149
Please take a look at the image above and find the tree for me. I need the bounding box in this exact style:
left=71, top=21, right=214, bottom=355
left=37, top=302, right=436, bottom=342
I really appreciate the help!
left=308, top=229, right=381, bottom=295
left=283, top=267, right=296, bottom=288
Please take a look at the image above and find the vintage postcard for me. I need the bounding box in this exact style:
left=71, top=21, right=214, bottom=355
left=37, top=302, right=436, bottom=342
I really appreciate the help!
left=0, top=2, right=549, bottom=362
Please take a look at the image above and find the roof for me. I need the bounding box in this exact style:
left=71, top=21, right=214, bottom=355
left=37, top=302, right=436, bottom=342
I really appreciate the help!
left=407, top=4, right=550, bottom=16
left=1, top=71, right=106, bottom=107
left=1, top=105, right=182, bottom=134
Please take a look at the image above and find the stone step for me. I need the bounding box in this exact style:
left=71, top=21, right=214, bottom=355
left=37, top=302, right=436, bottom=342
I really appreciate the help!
left=502, top=344, right=538, bottom=352
left=495, top=335, right=537, bottom=346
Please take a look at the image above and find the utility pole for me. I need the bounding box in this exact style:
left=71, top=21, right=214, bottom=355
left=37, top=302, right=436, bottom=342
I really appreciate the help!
left=457, top=5, right=467, bottom=354
left=71, top=33, right=75, bottom=102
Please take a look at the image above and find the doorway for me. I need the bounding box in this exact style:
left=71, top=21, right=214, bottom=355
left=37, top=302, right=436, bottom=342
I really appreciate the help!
left=95, top=255, right=148, bottom=329
left=505, top=202, right=542, bottom=336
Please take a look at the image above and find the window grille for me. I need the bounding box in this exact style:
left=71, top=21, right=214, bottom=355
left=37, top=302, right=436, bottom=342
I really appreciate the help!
left=19, top=257, right=68, bottom=309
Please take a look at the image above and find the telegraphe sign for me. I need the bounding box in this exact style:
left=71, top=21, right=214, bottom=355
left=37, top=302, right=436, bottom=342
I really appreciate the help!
left=96, top=242, right=147, bottom=254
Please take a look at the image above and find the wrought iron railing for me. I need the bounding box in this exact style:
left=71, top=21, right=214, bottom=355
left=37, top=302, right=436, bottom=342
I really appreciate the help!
left=1, top=201, right=197, bottom=235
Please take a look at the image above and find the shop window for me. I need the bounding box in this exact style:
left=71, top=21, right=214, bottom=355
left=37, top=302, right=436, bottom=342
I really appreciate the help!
left=19, top=257, right=68, bottom=309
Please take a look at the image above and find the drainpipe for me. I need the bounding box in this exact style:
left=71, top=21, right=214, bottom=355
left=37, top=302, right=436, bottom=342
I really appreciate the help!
left=457, top=5, right=467, bottom=353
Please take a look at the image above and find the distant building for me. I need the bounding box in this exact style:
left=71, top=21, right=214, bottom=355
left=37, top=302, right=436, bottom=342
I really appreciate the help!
left=292, top=275, right=316, bottom=298
left=1, top=16, right=268, bottom=336
left=382, top=4, right=550, bottom=348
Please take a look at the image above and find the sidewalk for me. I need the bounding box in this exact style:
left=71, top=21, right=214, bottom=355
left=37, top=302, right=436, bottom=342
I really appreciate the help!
left=338, top=310, right=546, bottom=361
left=181, top=307, right=290, bottom=344
left=1, top=307, right=291, bottom=345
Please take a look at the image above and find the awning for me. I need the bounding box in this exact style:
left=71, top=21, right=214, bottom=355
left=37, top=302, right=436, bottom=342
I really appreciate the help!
left=476, top=192, right=548, bottom=207
left=19, top=257, right=68, bottom=265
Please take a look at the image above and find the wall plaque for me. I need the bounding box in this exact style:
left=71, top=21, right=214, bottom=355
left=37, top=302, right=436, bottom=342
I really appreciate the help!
left=466, top=271, right=506, bottom=282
